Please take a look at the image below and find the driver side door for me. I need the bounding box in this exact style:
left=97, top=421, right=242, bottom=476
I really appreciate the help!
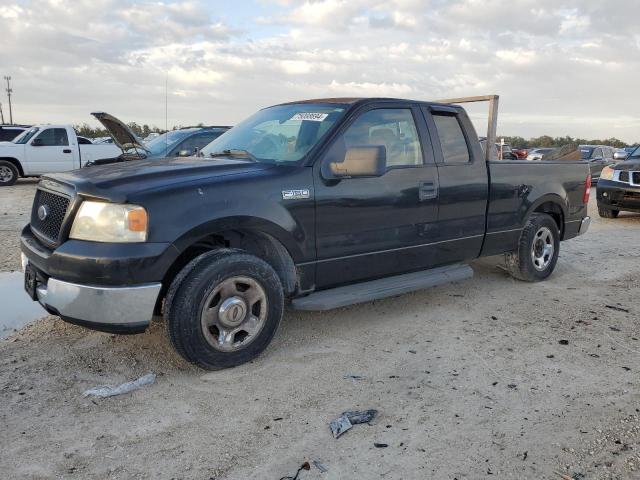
left=312, top=104, right=439, bottom=289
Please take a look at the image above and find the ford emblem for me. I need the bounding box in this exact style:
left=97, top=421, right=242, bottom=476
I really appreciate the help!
left=38, top=205, right=50, bottom=221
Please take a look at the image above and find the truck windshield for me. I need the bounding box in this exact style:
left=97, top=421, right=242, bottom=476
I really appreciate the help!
left=629, top=145, right=640, bottom=158
left=13, top=127, right=40, bottom=144
left=200, top=104, right=346, bottom=163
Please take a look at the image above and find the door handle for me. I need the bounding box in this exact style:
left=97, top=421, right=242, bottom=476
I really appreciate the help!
left=63, top=149, right=72, bottom=153
left=419, top=181, right=438, bottom=201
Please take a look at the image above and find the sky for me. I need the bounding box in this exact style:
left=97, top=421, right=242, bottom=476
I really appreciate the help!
left=1, top=0, right=639, bottom=142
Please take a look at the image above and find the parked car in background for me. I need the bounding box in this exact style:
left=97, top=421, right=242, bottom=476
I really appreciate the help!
left=579, top=145, right=618, bottom=183
left=596, top=145, right=640, bottom=217
left=526, top=148, right=555, bottom=160
left=0, top=124, right=122, bottom=186
left=0, top=124, right=30, bottom=142
left=511, top=148, right=528, bottom=159
left=86, top=112, right=231, bottom=166
left=613, top=146, right=636, bottom=160
left=478, top=138, right=518, bottom=160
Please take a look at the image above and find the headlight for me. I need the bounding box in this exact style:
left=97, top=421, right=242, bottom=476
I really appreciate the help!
left=70, top=201, right=148, bottom=242
left=600, top=166, right=615, bottom=181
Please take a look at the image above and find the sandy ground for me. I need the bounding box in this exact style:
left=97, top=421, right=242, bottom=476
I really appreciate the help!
left=1, top=183, right=639, bottom=480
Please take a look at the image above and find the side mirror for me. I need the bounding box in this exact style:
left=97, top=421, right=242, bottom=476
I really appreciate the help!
left=177, top=149, right=192, bottom=157
left=329, top=146, right=386, bottom=178
left=31, top=138, right=43, bottom=146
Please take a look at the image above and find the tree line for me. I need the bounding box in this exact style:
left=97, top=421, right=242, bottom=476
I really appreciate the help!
left=498, top=135, right=636, bottom=149
left=74, top=122, right=205, bottom=139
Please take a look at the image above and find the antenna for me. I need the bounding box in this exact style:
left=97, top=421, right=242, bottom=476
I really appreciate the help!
left=4, top=76, right=13, bottom=124
left=165, top=72, right=168, bottom=153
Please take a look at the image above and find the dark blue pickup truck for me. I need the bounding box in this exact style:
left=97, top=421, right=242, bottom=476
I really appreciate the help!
left=20, top=97, right=591, bottom=369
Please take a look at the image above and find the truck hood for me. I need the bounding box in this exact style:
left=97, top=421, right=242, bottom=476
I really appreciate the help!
left=91, top=111, right=149, bottom=154
left=45, top=156, right=274, bottom=202
left=614, top=158, right=640, bottom=170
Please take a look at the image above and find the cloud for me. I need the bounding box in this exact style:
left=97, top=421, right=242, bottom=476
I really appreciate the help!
left=0, top=0, right=638, bottom=142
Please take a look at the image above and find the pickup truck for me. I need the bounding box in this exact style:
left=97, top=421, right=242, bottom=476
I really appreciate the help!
left=20, top=96, right=592, bottom=370
left=596, top=146, right=640, bottom=217
left=0, top=123, right=121, bottom=186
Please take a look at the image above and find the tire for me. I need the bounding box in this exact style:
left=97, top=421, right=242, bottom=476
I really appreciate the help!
left=166, top=248, right=284, bottom=370
left=0, top=160, right=19, bottom=186
left=598, top=205, right=619, bottom=218
left=504, top=213, right=560, bottom=282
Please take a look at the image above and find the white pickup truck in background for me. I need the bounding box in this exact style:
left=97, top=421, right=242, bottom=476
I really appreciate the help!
left=0, top=124, right=122, bottom=186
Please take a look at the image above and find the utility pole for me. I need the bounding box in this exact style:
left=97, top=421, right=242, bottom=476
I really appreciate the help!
left=0, top=102, right=4, bottom=124
left=4, top=76, right=13, bottom=124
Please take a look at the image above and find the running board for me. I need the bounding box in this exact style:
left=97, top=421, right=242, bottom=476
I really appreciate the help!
left=291, top=263, right=473, bottom=311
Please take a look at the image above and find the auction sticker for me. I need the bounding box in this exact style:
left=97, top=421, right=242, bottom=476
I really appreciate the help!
left=289, top=112, right=328, bottom=122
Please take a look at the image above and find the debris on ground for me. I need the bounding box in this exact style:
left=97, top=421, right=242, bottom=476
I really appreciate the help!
left=82, top=373, right=156, bottom=398
left=329, top=409, right=378, bottom=438
left=558, top=339, right=569, bottom=345
left=312, top=460, right=328, bottom=473
left=279, top=461, right=310, bottom=480
left=605, top=305, right=629, bottom=313
left=373, top=443, right=388, bottom=448
left=343, top=374, right=365, bottom=380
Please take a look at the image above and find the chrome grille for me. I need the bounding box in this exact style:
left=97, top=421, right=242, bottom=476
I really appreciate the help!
left=619, top=171, right=629, bottom=183
left=633, top=172, right=640, bottom=185
left=31, top=189, right=70, bottom=244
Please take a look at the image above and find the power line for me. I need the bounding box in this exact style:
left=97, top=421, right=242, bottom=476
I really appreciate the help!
left=4, top=76, right=13, bottom=124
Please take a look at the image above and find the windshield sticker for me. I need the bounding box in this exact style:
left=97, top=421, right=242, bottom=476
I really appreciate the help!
left=289, top=113, right=329, bottom=122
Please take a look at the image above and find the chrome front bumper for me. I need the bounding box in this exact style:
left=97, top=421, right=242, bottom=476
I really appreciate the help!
left=577, top=216, right=591, bottom=236
left=28, top=261, right=161, bottom=333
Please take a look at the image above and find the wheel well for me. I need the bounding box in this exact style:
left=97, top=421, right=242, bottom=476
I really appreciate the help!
left=533, top=201, right=564, bottom=237
left=158, top=229, right=298, bottom=314
left=0, top=157, right=23, bottom=176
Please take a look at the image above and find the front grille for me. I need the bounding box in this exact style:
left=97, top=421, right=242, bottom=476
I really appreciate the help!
left=633, top=172, right=640, bottom=185
left=619, top=171, right=629, bottom=182
left=31, top=189, right=70, bottom=244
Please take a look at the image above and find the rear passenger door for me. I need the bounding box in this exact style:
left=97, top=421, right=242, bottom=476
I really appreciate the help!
left=313, top=104, right=440, bottom=288
left=422, top=105, right=489, bottom=265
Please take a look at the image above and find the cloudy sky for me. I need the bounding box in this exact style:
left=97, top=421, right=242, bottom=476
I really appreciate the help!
left=1, top=0, right=639, bottom=142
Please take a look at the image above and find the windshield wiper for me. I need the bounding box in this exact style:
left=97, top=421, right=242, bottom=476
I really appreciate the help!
left=209, top=149, right=259, bottom=162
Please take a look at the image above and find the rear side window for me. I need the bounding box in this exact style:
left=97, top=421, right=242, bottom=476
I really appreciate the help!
left=432, top=114, right=470, bottom=164
left=35, top=128, right=69, bottom=146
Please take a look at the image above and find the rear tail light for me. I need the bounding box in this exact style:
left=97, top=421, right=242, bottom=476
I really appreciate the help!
left=583, top=175, right=591, bottom=204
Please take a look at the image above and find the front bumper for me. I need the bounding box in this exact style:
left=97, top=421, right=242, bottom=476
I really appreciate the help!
left=597, top=180, right=640, bottom=213
left=20, top=225, right=174, bottom=333
left=33, top=272, right=161, bottom=333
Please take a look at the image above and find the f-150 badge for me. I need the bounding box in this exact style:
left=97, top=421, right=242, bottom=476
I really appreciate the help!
left=282, top=189, right=310, bottom=200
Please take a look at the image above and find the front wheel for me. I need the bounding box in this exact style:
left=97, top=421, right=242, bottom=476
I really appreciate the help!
left=0, top=161, right=19, bottom=186
left=165, top=249, right=284, bottom=370
left=504, top=213, right=560, bottom=282
left=598, top=205, right=619, bottom=218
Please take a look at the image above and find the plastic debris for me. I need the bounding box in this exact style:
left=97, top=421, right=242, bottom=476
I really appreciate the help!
left=373, top=442, right=388, bottom=448
left=313, top=460, right=328, bottom=473
left=329, top=409, right=378, bottom=438
left=82, top=373, right=156, bottom=398
left=343, top=374, right=365, bottom=380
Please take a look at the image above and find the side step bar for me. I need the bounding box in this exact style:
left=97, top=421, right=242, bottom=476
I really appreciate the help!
left=291, top=263, right=473, bottom=311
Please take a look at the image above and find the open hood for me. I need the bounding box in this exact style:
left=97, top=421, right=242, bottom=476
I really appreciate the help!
left=91, top=112, right=150, bottom=154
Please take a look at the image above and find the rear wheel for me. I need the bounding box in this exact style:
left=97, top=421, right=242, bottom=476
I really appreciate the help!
left=0, top=161, right=18, bottom=186
left=505, top=213, right=560, bottom=282
left=165, top=249, right=284, bottom=370
left=597, top=205, right=619, bottom=218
